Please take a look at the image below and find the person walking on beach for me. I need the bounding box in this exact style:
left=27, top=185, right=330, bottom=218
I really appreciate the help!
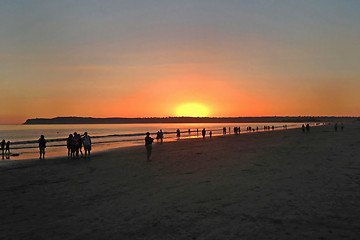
left=159, top=129, right=164, bottom=143
left=302, top=124, right=305, bottom=133
left=223, top=127, right=226, bottom=134
left=202, top=128, right=206, bottom=139
left=38, top=135, right=46, bottom=159
left=306, top=124, right=310, bottom=132
left=145, top=132, right=154, bottom=162
left=5, top=141, right=10, bottom=155
left=209, top=131, right=212, bottom=138
left=1, top=139, right=5, bottom=158
left=73, top=132, right=80, bottom=159
left=78, top=134, right=84, bottom=158
left=67, top=134, right=73, bottom=159
left=176, top=129, right=180, bottom=138
left=83, top=132, right=92, bottom=158
left=156, top=131, right=160, bottom=142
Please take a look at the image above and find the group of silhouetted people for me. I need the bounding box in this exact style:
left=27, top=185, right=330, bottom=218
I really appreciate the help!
left=262, top=126, right=274, bottom=131
left=66, top=132, right=92, bottom=159
left=144, top=124, right=301, bottom=161
left=36, top=132, right=91, bottom=160
left=302, top=124, right=310, bottom=132
left=223, top=127, right=243, bottom=134
left=155, top=130, right=164, bottom=143
left=1, top=139, right=10, bottom=159
left=334, top=122, right=344, bottom=132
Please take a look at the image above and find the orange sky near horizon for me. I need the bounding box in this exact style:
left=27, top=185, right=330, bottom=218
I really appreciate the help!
left=1, top=1, right=359, bottom=124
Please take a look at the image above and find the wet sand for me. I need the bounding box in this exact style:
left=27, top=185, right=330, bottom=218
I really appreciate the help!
left=0, top=122, right=359, bottom=239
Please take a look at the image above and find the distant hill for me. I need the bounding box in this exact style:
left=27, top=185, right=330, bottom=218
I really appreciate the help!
left=22, top=116, right=346, bottom=125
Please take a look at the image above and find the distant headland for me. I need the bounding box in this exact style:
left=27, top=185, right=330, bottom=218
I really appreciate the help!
left=23, top=116, right=355, bottom=125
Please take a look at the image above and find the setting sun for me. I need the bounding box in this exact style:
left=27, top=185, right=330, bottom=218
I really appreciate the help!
left=175, top=103, right=210, bottom=117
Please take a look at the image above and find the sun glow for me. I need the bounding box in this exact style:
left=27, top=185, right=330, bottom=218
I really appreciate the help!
left=175, top=102, right=210, bottom=117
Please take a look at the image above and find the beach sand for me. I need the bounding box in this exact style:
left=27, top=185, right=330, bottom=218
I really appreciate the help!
left=0, top=122, right=359, bottom=239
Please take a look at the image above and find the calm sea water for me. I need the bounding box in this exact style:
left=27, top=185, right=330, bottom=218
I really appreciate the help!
left=0, top=122, right=310, bottom=160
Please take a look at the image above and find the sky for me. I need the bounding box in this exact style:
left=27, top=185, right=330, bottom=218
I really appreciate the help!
left=1, top=0, right=359, bottom=124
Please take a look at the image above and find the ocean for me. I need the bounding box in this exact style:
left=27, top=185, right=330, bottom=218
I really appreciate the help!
left=0, top=122, right=311, bottom=160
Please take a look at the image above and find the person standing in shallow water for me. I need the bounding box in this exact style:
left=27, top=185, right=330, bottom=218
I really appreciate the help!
left=156, top=131, right=160, bottom=142
left=159, top=129, right=164, bottom=143
left=38, top=135, right=46, bottom=159
left=145, top=132, right=154, bottom=162
left=202, top=128, right=206, bottom=139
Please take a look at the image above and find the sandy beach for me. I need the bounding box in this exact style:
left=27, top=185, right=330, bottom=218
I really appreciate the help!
left=0, top=122, right=359, bottom=239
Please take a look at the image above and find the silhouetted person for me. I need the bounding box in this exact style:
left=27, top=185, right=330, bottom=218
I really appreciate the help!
left=234, top=127, right=238, bottom=134
left=78, top=134, right=84, bottom=158
left=334, top=123, right=338, bottom=132
left=38, top=135, right=46, bottom=159
left=188, top=129, right=191, bottom=134
left=209, top=131, right=212, bottom=138
left=341, top=123, right=344, bottom=131
left=5, top=141, right=10, bottom=155
left=156, top=131, right=160, bottom=142
left=1, top=139, right=5, bottom=158
left=145, top=132, right=154, bottom=161
left=202, top=128, right=206, bottom=138
left=229, top=127, right=231, bottom=134
left=306, top=124, right=310, bottom=132
left=176, top=129, right=180, bottom=138
left=159, top=129, right=164, bottom=143
left=197, top=128, right=199, bottom=136
left=223, top=127, right=226, bottom=134
left=73, top=132, right=80, bottom=159
left=272, top=126, right=274, bottom=131
left=302, top=124, right=305, bottom=132
left=256, top=126, right=259, bottom=131
left=83, top=132, right=91, bottom=158
left=67, top=134, right=73, bottom=158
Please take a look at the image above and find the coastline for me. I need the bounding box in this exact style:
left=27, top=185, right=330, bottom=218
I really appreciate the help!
left=1, top=123, right=308, bottom=162
left=1, top=122, right=359, bottom=239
